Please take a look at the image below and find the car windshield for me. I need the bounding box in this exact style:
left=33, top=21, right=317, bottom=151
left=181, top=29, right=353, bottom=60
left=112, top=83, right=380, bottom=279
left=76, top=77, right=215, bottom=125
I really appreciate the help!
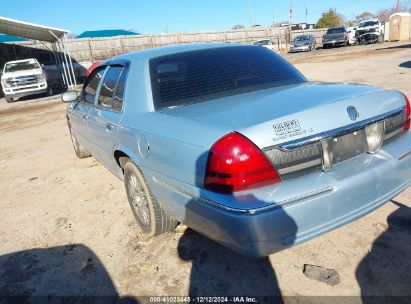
left=294, top=35, right=310, bottom=42
left=359, top=21, right=378, bottom=28
left=253, top=40, right=270, bottom=46
left=326, top=28, right=345, bottom=34
left=150, top=46, right=307, bottom=109
left=4, top=60, right=40, bottom=73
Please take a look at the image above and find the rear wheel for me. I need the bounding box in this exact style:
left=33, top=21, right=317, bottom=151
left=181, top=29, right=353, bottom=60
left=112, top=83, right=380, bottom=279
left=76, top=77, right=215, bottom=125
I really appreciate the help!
left=68, top=123, right=91, bottom=158
left=124, top=160, right=178, bottom=236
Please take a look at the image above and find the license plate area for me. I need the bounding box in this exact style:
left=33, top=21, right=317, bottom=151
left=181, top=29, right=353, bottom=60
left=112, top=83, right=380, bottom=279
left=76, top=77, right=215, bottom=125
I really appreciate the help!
left=321, top=129, right=370, bottom=170
left=332, top=130, right=367, bottom=164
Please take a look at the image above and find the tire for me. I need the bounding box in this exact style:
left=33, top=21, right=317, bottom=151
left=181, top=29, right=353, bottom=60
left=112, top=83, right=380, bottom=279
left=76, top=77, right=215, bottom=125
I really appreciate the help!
left=5, top=96, right=13, bottom=103
left=124, top=160, right=178, bottom=236
left=46, top=84, right=53, bottom=97
left=68, top=123, right=91, bottom=159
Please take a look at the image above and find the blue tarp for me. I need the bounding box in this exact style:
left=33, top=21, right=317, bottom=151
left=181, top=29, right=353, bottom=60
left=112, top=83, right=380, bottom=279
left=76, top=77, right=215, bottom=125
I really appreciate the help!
left=76, top=29, right=139, bottom=39
left=0, top=34, right=28, bottom=43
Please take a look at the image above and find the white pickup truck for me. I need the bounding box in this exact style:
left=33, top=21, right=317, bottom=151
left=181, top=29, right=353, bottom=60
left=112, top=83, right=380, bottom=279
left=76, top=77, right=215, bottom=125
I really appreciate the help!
left=1, top=58, right=49, bottom=103
left=355, top=19, right=384, bottom=44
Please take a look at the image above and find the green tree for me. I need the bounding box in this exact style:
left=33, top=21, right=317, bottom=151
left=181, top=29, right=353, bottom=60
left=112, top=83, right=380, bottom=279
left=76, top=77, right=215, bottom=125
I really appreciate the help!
left=316, top=8, right=343, bottom=28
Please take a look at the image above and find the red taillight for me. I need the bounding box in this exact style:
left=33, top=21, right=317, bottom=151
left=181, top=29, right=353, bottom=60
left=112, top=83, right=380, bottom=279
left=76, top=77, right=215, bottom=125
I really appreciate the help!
left=204, top=132, right=281, bottom=193
left=404, top=94, right=411, bottom=132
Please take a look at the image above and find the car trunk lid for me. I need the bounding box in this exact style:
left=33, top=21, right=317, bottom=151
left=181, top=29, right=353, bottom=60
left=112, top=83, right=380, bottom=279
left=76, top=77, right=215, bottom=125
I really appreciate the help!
left=159, top=82, right=405, bottom=149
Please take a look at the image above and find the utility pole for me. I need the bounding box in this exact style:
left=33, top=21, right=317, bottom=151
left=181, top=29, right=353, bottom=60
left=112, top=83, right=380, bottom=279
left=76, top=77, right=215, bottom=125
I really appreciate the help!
left=248, top=0, right=253, bottom=27
left=289, top=0, right=292, bottom=46
left=396, top=0, right=401, bottom=12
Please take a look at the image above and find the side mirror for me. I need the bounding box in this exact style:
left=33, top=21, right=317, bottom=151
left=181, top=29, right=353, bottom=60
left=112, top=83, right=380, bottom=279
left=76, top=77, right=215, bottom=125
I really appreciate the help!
left=41, top=64, right=45, bottom=69
left=61, top=91, right=79, bottom=103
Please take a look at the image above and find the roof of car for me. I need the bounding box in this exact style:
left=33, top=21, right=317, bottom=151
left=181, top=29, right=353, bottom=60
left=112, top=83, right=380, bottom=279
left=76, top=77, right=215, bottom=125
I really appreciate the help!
left=114, top=43, right=250, bottom=62
left=5, top=58, right=38, bottom=64
left=294, top=34, right=313, bottom=38
left=359, top=19, right=379, bottom=22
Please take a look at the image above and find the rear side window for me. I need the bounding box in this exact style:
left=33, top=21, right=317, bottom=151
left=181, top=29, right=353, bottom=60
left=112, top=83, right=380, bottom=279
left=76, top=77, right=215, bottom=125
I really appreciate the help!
left=83, top=67, right=105, bottom=104
left=98, top=66, right=127, bottom=110
left=326, top=28, right=345, bottom=34
left=150, top=46, right=306, bottom=109
left=112, top=67, right=128, bottom=110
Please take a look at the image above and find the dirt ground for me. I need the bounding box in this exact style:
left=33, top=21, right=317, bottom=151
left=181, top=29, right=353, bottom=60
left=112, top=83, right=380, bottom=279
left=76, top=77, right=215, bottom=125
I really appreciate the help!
left=0, top=41, right=410, bottom=302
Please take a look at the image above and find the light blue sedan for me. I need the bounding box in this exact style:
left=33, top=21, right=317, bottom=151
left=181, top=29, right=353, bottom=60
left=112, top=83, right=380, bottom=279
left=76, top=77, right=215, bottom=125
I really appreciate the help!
left=62, top=43, right=411, bottom=257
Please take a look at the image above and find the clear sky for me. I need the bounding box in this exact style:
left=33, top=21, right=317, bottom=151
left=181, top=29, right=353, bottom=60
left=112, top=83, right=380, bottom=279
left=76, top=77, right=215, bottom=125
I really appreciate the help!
left=1, top=0, right=401, bottom=35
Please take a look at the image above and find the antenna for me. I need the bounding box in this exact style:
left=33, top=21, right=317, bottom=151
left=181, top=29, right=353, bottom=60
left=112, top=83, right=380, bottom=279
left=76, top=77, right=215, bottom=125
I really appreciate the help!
left=248, top=0, right=253, bottom=27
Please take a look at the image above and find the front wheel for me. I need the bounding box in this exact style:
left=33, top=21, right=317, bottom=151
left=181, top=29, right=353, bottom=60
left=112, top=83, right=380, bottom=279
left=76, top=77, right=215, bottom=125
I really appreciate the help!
left=124, top=160, right=178, bottom=236
left=5, top=96, right=14, bottom=103
left=46, top=84, right=53, bottom=97
left=68, top=123, right=91, bottom=159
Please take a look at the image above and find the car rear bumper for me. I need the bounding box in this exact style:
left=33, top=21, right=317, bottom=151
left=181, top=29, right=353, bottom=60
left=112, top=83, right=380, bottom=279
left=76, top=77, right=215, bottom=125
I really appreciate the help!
left=146, top=132, right=411, bottom=257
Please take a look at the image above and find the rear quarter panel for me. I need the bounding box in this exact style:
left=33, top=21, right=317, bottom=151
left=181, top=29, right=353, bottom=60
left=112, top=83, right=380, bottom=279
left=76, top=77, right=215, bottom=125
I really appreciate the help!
left=119, top=112, right=230, bottom=186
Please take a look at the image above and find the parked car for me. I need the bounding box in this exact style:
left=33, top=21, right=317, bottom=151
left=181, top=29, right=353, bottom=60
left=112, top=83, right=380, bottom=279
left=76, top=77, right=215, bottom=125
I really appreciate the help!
left=1, top=58, right=50, bottom=103
left=346, top=26, right=357, bottom=45
left=322, top=27, right=349, bottom=48
left=253, top=39, right=276, bottom=52
left=355, top=19, right=383, bottom=44
left=289, top=34, right=316, bottom=52
left=62, top=43, right=411, bottom=257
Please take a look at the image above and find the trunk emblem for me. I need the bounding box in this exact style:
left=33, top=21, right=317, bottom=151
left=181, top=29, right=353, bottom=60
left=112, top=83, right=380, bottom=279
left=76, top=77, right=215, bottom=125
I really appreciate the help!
left=347, top=106, right=359, bottom=121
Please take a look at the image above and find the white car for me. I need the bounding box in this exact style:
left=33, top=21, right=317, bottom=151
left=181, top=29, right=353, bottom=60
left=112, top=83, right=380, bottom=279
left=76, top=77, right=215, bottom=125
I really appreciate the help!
left=355, top=19, right=384, bottom=44
left=346, top=27, right=357, bottom=45
left=1, top=58, right=49, bottom=103
left=253, top=39, right=277, bottom=52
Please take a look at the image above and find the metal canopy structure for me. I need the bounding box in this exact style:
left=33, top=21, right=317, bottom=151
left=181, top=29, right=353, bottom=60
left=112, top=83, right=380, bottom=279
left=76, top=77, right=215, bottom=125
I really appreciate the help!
left=0, top=16, right=77, bottom=90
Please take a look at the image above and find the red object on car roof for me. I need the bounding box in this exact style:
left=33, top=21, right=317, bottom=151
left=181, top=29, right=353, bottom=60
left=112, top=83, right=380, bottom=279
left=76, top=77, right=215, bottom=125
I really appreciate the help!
left=86, top=61, right=102, bottom=77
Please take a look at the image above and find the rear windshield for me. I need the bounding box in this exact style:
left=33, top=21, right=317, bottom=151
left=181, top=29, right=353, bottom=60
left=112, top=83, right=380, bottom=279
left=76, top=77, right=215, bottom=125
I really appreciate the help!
left=4, top=60, right=40, bottom=73
left=359, top=21, right=378, bottom=28
left=326, top=28, right=345, bottom=34
left=294, top=35, right=310, bottom=41
left=150, top=46, right=306, bottom=109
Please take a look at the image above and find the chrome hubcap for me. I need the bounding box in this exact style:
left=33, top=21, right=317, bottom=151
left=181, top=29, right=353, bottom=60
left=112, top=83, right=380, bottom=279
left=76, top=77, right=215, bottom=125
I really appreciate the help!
left=128, top=173, right=150, bottom=226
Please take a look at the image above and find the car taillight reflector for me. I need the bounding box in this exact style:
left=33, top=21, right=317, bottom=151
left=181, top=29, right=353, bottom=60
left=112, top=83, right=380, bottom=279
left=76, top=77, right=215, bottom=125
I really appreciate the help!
left=404, top=94, right=410, bottom=132
left=205, top=132, right=281, bottom=193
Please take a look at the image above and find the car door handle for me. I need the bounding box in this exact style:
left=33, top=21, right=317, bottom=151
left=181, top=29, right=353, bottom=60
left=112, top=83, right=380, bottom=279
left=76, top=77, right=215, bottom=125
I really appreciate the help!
left=106, top=123, right=114, bottom=131
left=83, top=114, right=89, bottom=120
